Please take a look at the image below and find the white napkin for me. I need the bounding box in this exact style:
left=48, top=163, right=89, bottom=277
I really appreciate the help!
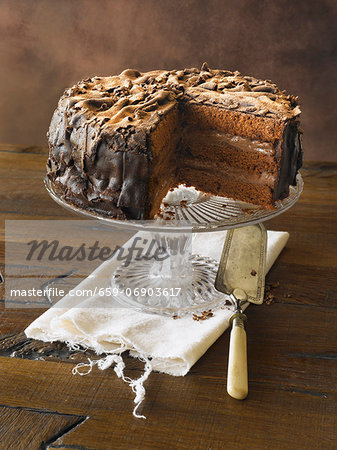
left=25, top=230, right=288, bottom=417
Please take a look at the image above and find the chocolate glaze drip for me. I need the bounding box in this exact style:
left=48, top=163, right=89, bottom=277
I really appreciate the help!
left=46, top=64, right=302, bottom=218
left=273, top=122, right=303, bottom=201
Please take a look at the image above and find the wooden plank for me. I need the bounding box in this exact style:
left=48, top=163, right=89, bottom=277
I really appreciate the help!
left=0, top=358, right=335, bottom=450
left=0, top=404, right=86, bottom=449
left=0, top=150, right=73, bottom=219
left=0, top=143, right=48, bottom=154
left=55, top=385, right=336, bottom=450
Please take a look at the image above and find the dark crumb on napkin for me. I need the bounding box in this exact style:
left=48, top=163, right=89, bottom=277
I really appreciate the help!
left=192, top=310, right=214, bottom=321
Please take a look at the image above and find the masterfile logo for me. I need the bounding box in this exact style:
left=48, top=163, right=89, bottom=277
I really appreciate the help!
left=26, top=236, right=169, bottom=266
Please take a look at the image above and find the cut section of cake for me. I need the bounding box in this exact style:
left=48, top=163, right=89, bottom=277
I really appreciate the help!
left=46, top=64, right=303, bottom=219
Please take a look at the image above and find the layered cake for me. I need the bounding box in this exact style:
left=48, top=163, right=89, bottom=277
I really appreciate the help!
left=47, top=63, right=303, bottom=219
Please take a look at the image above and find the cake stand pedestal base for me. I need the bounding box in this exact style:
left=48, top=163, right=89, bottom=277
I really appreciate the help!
left=111, top=232, right=224, bottom=316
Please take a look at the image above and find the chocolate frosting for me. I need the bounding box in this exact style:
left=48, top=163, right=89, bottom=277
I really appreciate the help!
left=46, top=63, right=302, bottom=218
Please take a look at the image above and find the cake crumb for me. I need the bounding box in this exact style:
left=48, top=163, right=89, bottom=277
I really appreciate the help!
left=264, top=293, right=275, bottom=305
left=180, top=200, right=187, bottom=208
left=192, top=309, right=214, bottom=321
left=224, top=299, right=232, bottom=306
left=172, top=314, right=180, bottom=320
left=263, top=280, right=281, bottom=305
left=251, top=269, right=257, bottom=276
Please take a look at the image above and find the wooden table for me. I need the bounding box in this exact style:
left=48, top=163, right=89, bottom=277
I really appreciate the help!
left=0, top=144, right=336, bottom=449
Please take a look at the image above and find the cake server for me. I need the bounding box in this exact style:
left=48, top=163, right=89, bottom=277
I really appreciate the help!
left=215, top=223, right=267, bottom=400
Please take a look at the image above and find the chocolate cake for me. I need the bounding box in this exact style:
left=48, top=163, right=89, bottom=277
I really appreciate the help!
left=46, top=63, right=303, bottom=219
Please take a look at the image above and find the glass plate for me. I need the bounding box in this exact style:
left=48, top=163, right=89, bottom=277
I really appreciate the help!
left=44, top=173, right=303, bottom=233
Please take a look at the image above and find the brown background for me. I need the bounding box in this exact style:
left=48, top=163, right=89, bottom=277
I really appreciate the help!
left=0, top=0, right=336, bottom=161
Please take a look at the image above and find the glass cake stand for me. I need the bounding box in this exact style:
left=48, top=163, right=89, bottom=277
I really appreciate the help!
left=45, top=174, right=303, bottom=316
